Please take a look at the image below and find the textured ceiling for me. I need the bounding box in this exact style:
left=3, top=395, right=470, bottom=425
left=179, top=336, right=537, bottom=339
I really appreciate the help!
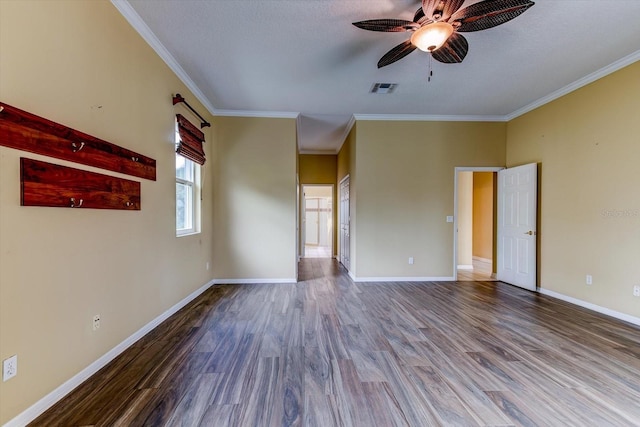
left=117, top=0, right=640, bottom=153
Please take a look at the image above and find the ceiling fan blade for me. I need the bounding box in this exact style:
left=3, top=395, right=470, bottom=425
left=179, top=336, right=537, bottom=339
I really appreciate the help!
left=377, top=40, right=417, bottom=68
left=413, top=8, right=434, bottom=25
left=431, top=32, right=469, bottom=63
left=353, top=19, right=419, bottom=32
left=451, top=0, right=535, bottom=32
left=422, top=0, right=465, bottom=21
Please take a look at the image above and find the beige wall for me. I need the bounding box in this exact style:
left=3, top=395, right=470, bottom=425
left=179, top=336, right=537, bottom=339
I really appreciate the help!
left=299, top=155, right=338, bottom=255
left=299, top=154, right=337, bottom=184
left=472, top=172, right=494, bottom=260
left=354, top=121, right=506, bottom=278
left=457, top=172, right=474, bottom=267
left=507, top=61, right=640, bottom=318
left=0, top=1, right=214, bottom=423
left=213, top=116, right=297, bottom=281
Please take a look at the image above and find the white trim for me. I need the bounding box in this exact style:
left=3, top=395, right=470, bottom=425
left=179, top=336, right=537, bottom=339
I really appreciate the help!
left=3, top=279, right=215, bottom=427
left=335, top=115, right=356, bottom=154
left=473, top=256, right=492, bottom=263
left=348, top=271, right=356, bottom=281
left=107, top=3, right=640, bottom=128
left=213, top=278, right=297, bottom=284
left=298, top=149, right=341, bottom=155
left=353, top=114, right=506, bottom=122
left=457, top=265, right=473, bottom=270
left=298, top=115, right=355, bottom=155
left=539, top=288, right=640, bottom=327
left=109, top=0, right=216, bottom=116
left=353, top=276, right=454, bottom=283
left=111, top=0, right=640, bottom=131
left=506, top=50, right=640, bottom=121
left=302, top=184, right=335, bottom=260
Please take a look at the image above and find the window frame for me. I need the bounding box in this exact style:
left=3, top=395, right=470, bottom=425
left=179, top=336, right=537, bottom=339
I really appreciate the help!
left=175, top=120, right=201, bottom=237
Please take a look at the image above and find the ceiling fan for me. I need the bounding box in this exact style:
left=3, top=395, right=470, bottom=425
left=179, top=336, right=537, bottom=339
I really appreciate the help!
left=353, top=0, right=535, bottom=68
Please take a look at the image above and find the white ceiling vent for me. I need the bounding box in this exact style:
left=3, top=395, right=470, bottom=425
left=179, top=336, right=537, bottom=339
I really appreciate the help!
left=370, top=83, right=397, bottom=94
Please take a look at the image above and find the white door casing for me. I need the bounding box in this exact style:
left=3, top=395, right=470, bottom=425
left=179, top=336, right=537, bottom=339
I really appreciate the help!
left=339, top=176, right=350, bottom=269
left=497, top=163, right=537, bottom=291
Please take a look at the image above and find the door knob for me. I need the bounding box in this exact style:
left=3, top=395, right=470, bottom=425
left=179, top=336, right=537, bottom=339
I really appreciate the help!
left=524, top=230, right=536, bottom=235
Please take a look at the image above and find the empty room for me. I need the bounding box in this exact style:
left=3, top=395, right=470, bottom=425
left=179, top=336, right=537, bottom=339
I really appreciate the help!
left=1, top=0, right=640, bottom=425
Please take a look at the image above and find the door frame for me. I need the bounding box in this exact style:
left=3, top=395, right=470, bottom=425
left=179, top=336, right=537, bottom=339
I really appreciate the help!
left=453, top=167, right=504, bottom=280
left=339, top=175, right=350, bottom=269
left=301, top=184, right=334, bottom=259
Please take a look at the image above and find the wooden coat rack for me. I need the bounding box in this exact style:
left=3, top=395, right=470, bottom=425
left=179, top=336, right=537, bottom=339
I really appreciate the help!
left=1, top=101, right=155, bottom=210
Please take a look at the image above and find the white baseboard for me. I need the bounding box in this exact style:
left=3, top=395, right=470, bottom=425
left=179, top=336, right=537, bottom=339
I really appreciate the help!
left=472, top=256, right=492, bottom=263
left=539, top=287, right=640, bottom=327
left=353, top=276, right=455, bottom=283
left=213, top=278, right=297, bottom=284
left=457, top=264, right=474, bottom=270
left=4, top=279, right=215, bottom=427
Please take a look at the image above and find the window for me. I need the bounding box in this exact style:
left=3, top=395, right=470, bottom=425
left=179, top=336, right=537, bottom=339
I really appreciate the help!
left=175, top=121, right=201, bottom=236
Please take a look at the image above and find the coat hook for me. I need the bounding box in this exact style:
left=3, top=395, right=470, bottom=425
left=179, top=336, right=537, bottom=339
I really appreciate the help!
left=70, top=197, right=83, bottom=208
left=131, top=156, right=139, bottom=162
left=71, top=142, right=85, bottom=152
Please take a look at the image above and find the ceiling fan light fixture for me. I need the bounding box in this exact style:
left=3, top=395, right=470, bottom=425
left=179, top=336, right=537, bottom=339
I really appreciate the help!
left=410, top=22, right=454, bottom=52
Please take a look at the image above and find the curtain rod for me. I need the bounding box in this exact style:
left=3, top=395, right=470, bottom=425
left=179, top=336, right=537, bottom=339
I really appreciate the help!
left=172, top=94, right=211, bottom=129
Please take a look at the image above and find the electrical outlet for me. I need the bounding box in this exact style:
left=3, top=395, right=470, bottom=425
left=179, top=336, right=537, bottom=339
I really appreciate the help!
left=408, top=257, right=414, bottom=265
left=206, top=262, right=210, bottom=271
left=633, top=285, right=640, bottom=297
left=3, top=355, right=17, bottom=382
left=93, top=314, right=101, bottom=331
left=586, top=275, right=592, bottom=285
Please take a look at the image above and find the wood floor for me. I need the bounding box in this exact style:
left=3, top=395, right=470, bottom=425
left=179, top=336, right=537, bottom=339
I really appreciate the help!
left=457, top=258, right=495, bottom=282
left=31, top=259, right=640, bottom=426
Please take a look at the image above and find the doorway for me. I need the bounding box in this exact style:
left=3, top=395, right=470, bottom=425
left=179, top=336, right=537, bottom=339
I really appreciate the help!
left=302, top=185, right=333, bottom=258
left=454, top=167, right=502, bottom=281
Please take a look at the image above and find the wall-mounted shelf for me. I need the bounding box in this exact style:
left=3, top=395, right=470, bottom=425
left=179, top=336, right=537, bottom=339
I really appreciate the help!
left=21, top=158, right=141, bottom=210
left=0, top=102, right=156, bottom=181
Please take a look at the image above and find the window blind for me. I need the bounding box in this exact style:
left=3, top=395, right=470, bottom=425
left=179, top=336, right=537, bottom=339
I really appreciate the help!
left=176, top=114, right=206, bottom=165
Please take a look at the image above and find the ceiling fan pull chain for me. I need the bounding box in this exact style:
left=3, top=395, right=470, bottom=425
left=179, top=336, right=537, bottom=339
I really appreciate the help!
left=428, top=54, right=433, bottom=82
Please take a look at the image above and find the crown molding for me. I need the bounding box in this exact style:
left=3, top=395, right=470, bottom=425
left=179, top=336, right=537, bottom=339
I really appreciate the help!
left=506, top=49, right=640, bottom=121
left=110, top=0, right=217, bottom=116
left=298, top=149, right=340, bottom=155
left=111, top=2, right=640, bottom=132
left=335, top=115, right=356, bottom=154
left=353, top=113, right=508, bottom=122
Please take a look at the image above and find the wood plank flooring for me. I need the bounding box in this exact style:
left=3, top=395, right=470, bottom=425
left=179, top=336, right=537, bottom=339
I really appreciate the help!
left=31, top=259, right=640, bottom=426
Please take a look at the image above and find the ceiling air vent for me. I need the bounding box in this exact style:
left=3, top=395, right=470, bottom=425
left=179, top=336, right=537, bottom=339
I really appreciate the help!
left=370, top=83, right=397, bottom=94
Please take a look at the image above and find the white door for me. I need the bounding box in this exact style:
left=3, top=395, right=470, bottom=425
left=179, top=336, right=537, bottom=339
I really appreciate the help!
left=497, top=163, right=537, bottom=291
left=339, top=176, right=350, bottom=269
left=305, top=198, right=320, bottom=245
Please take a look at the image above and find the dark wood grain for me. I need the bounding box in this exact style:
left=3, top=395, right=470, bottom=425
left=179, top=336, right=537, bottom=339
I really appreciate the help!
left=0, top=102, right=156, bottom=180
left=21, top=158, right=140, bottom=210
left=30, top=259, right=640, bottom=426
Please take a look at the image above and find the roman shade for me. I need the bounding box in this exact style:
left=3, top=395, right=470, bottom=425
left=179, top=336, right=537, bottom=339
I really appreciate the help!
left=176, top=114, right=206, bottom=165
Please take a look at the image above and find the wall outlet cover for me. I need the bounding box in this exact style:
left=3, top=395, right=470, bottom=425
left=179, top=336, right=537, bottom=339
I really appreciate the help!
left=3, top=355, right=17, bottom=382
